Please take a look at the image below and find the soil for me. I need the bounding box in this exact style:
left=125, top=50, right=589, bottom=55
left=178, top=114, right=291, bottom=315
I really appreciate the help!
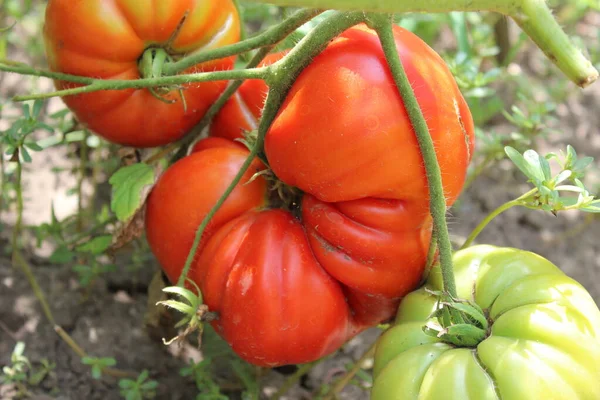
left=1, top=9, right=599, bottom=400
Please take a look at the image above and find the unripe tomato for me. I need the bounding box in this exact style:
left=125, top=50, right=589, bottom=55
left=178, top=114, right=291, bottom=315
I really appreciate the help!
left=44, top=0, right=240, bottom=147
left=372, top=245, right=600, bottom=400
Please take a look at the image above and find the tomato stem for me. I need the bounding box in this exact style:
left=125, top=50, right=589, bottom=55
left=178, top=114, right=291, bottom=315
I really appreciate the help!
left=242, top=0, right=598, bottom=88
left=161, top=8, right=322, bottom=76
left=371, top=15, right=459, bottom=300
left=460, top=188, right=537, bottom=249
left=176, top=11, right=367, bottom=287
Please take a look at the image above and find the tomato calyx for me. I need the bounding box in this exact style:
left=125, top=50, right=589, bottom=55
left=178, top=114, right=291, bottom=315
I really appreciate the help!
left=156, top=282, right=218, bottom=348
left=423, top=290, right=489, bottom=348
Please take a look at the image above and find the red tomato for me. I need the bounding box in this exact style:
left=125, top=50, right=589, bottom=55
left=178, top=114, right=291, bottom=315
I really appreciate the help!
left=302, top=195, right=432, bottom=326
left=263, top=24, right=474, bottom=324
left=190, top=136, right=244, bottom=153
left=145, top=141, right=267, bottom=284
left=265, top=24, right=474, bottom=205
left=44, top=0, right=240, bottom=148
left=192, top=209, right=351, bottom=366
left=209, top=52, right=287, bottom=141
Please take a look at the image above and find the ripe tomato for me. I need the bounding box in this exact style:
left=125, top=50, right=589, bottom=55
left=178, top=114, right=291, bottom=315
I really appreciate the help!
left=209, top=52, right=287, bottom=141
left=192, top=209, right=351, bottom=366
left=44, top=0, right=240, bottom=148
left=190, top=136, right=244, bottom=153
left=264, top=24, right=473, bottom=325
left=302, top=194, right=432, bottom=326
left=372, top=245, right=600, bottom=399
left=145, top=140, right=267, bottom=284
left=265, top=24, right=474, bottom=205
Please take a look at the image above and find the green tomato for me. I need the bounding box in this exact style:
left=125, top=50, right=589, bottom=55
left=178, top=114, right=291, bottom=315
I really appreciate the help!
left=372, top=245, right=600, bottom=400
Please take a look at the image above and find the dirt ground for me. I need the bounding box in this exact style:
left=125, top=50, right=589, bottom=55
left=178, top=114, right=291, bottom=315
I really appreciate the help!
left=1, top=12, right=600, bottom=400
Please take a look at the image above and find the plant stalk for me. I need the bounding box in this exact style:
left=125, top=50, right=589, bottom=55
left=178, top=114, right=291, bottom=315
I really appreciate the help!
left=163, top=8, right=322, bottom=75
left=244, top=0, right=598, bottom=88
left=461, top=188, right=537, bottom=249
left=371, top=15, right=458, bottom=299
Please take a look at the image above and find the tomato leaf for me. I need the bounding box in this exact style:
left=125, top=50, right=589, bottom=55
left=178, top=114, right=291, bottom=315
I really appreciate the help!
left=49, top=245, right=75, bottom=264
left=109, top=163, right=155, bottom=222
left=76, top=235, right=113, bottom=255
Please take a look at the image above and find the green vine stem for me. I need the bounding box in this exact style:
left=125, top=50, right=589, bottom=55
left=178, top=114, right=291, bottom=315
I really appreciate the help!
left=6, top=68, right=267, bottom=102
left=176, top=10, right=366, bottom=287
left=142, top=46, right=275, bottom=165
left=0, top=8, right=321, bottom=102
left=162, top=8, right=322, bottom=75
left=322, top=341, right=377, bottom=400
left=460, top=188, right=537, bottom=249
left=244, top=0, right=598, bottom=88
left=370, top=15, right=458, bottom=299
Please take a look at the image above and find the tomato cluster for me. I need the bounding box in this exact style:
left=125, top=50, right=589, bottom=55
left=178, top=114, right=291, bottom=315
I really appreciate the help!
left=145, top=24, right=474, bottom=366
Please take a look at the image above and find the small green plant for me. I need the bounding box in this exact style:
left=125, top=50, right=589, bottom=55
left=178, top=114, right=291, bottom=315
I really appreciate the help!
left=81, top=356, right=117, bottom=380
left=1, top=342, right=56, bottom=398
left=180, top=359, right=228, bottom=400
left=118, top=370, right=159, bottom=400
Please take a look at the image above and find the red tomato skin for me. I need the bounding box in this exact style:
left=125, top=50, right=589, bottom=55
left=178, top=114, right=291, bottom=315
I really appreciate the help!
left=264, top=24, right=474, bottom=206
left=192, top=209, right=351, bottom=367
left=44, top=0, right=241, bottom=148
left=209, top=52, right=288, bottom=141
left=302, top=194, right=432, bottom=326
left=190, top=136, right=244, bottom=153
left=145, top=145, right=267, bottom=285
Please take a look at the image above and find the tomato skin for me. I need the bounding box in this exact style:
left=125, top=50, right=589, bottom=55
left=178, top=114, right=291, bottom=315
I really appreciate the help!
left=372, top=245, right=600, bottom=400
left=44, top=0, right=240, bottom=148
left=190, top=136, right=244, bottom=153
left=192, top=209, right=351, bottom=366
left=302, top=194, right=432, bottom=326
left=265, top=24, right=474, bottom=205
left=145, top=142, right=267, bottom=284
left=209, top=52, right=287, bottom=141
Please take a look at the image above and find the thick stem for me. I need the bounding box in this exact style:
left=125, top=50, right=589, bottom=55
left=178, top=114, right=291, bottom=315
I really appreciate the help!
left=143, top=46, right=275, bottom=166
left=177, top=11, right=366, bottom=287
left=460, top=189, right=537, bottom=249
left=163, top=8, right=322, bottom=75
left=244, top=0, right=598, bottom=88
left=372, top=16, right=458, bottom=299
left=11, top=68, right=268, bottom=102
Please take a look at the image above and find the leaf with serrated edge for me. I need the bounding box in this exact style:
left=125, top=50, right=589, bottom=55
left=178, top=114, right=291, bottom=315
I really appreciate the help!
left=109, top=163, right=155, bottom=222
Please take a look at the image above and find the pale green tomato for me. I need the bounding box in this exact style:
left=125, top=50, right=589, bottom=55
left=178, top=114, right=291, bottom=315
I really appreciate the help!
left=372, top=245, right=600, bottom=400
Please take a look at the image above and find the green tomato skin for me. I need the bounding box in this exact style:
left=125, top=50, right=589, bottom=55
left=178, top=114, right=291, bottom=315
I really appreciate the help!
left=372, top=245, right=600, bottom=400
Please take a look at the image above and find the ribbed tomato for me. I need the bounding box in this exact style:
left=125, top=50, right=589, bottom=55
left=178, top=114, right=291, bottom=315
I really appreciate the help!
left=192, top=209, right=351, bottom=366
left=44, top=0, right=240, bottom=147
left=265, top=24, right=474, bottom=324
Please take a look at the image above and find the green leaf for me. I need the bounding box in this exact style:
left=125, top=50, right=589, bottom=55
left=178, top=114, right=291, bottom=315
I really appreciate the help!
left=119, top=379, right=135, bottom=389
left=24, top=141, right=43, bottom=151
left=162, top=286, right=202, bottom=307
left=91, top=365, right=102, bottom=380
left=76, top=235, right=113, bottom=255
left=49, top=246, right=75, bottom=264
left=581, top=200, right=600, bottom=213
left=156, top=300, right=194, bottom=316
left=109, top=163, right=155, bottom=222
left=20, top=146, right=32, bottom=163
left=523, top=149, right=549, bottom=182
